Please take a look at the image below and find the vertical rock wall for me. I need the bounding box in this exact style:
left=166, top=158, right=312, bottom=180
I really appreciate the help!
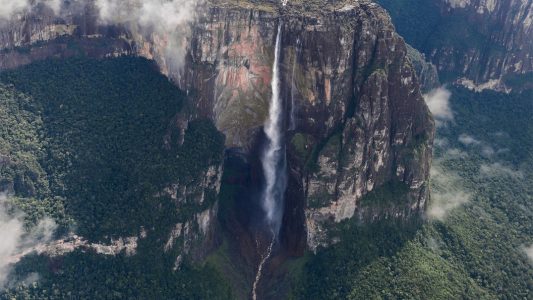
left=0, top=0, right=434, bottom=253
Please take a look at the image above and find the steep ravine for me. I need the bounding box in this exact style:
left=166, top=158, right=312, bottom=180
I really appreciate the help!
left=0, top=1, right=434, bottom=298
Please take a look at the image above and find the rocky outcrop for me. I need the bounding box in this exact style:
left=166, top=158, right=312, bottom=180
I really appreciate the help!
left=180, top=1, right=432, bottom=251
left=279, top=2, right=433, bottom=250
left=160, top=163, right=223, bottom=265
left=0, top=3, right=133, bottom=70
left=7, top=234, right=141, bottom=266
left=0, top=0, right=434, bottom=253
left=440, top=0, right=533, bottom=85
left=375, top=0, right=533, bottom=89
left=406, top=44, right=440, bottom=92
left=177, top=1, right=434, bottom=251
left=0, top=2, right=225, bottom=264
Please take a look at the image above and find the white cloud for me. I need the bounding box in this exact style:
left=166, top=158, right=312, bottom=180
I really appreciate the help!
left=479, top=162, right=524, bottom=179
left=0, top=0, right=30, bottom=19
left=95, top=0, right=201, bottom=71
left=492, top=131, right=509, bottom=138
left=0, top=193, right=57, bottom=289
left=458, top=134, right=481, bottom=146
left=430, top=130, right=523, bottom=219
left=496, top=148, right=510, bottom=154
left=523, top=244, right=533, bottom=264
left=426, top=237, right=441, bottom=252
left=1, top=0, right=201, bottom=70
left=445, top=148, right=468, bottom=159
left=429, top=136, right=472, bottom=220
left=428, top=163, right=471, bottom=220
left=434, top=138, right=449, bottom=148
left=458, top=133, right=496, bottom=158
left=481, top=145, right=495, bottom=158
left=424, top=87, right=453, bottom=127
left=46, top=0, right=62, bottom=14
left=0, top=0, right=61, bottom=20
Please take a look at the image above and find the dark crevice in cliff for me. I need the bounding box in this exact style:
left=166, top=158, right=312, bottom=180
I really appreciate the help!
left=279, top=154, right=307, bottom=257
left=215, top=147, right=264, bottom=299
left=215, top=127, right=307, bottom=299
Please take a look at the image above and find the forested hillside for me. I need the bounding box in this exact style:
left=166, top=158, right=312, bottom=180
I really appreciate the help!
left=0, top=0, right=531, bottom=298
left=291, top=87, right=533, bottom=299
left=0, top=57, right=231, bottom=298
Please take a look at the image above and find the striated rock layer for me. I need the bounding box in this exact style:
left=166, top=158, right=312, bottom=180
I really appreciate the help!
left=0, top=0, right=434, bottom=253
left=439, top=0, right=533, bottom=83
left=375, top=0, right=533, bottom=89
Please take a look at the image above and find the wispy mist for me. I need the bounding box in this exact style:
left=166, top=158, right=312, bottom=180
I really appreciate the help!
left=0, top=0, right=61, bottom=19
left=523, top=244, right=533, bottom=264
left=479, top=162, right=524, bottom=179
left=95, top=0, right=201, bottom=71
left=458, top=133, right=496, bottom=158
left=424, top=87, right=453, bottom=127
left=430, top=127, right=524, bottom=220
left=1, top=0, right=201, bottom=71
left=458, top=134, right=481, bottom=146
left=426, top=87, right=471, bottom=220
left=0, top=193, right=57, bottom=289
left=0, top=0, right=29, bottom=19
left=428, top=157, right=471, bottom=220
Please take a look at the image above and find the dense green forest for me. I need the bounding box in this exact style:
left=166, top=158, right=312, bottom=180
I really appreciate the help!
left=292, top=87, right=533, bottom=299
left=1, top=55, right=531, bottom=300
left=0, top=57, right=230, bottom=298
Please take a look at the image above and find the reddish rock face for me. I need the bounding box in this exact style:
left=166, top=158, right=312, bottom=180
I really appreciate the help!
left=179, top=2, right=434, bottom=251
left=183, top=15, right=275, bottom=148
left=0, top=0, right=434, bottom=251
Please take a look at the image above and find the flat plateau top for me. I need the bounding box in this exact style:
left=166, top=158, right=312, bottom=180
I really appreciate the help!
left=206, top=0, right=376, bottom=16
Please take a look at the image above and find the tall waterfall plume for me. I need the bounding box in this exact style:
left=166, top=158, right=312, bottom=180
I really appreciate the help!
left=253, top=22, right=286, bottom=300
left=260, top=23, right=287, bottom=236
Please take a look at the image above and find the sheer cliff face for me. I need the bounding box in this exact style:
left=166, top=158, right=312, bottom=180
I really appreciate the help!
left=376, top=0, right=532, bottom=87
left=0, top=0, right=434, bottom=252
left=178, top=2, right=433, bottom=250
left=439, top=0, right=533, bottom=83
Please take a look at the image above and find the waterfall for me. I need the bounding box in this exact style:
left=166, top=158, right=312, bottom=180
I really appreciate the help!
left=252, top=234, right=275, bottom=300
left=252, top=22, right=286, bottom=300
left=260, top=23, right=287, bottom=236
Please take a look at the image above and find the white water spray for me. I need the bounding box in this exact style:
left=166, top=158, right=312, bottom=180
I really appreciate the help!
left=260, top=23, right=287, bottom=235
left=252, top=22, right=286, bottom=300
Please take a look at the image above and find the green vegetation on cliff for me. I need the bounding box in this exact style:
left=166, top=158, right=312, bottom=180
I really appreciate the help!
left=0, top=56, right=226, bottom=240
left=292, top=87, right=533, bottom=299
left=0, top=57, right=230, bottom=298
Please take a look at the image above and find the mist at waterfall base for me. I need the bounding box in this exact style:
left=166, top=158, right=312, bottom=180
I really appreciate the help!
left=259, top=23, right=287, bottom=238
